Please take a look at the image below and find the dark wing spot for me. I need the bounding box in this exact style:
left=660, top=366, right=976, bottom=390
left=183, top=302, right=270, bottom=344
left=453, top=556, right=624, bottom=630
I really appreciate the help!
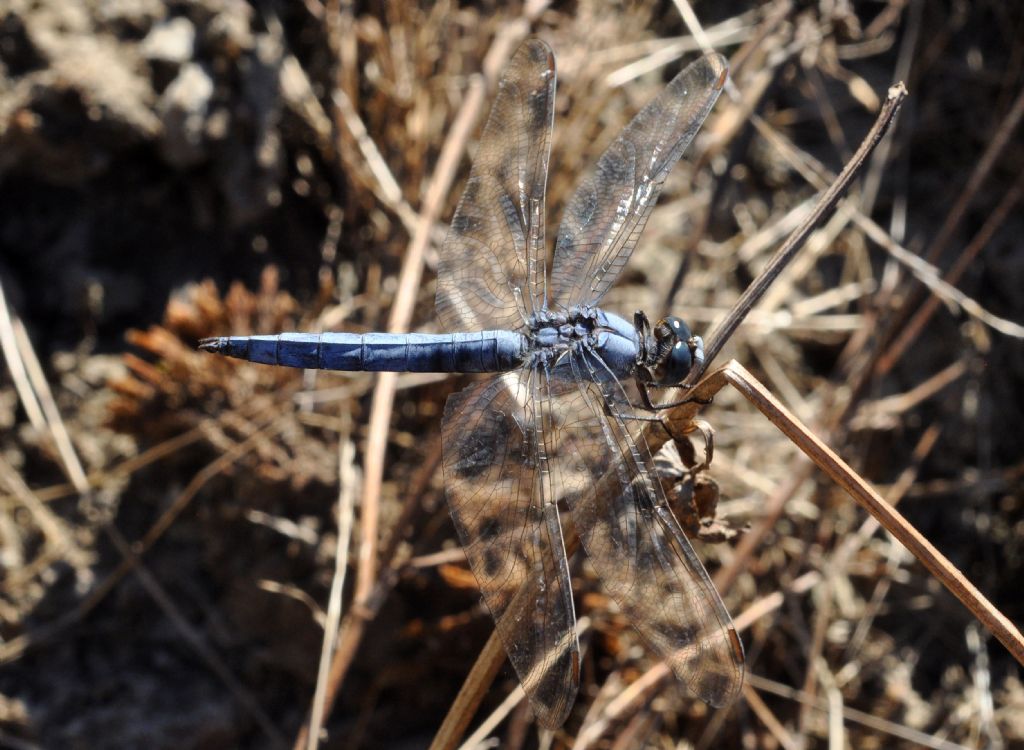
left=528, top=90, right=549, bottom=131
left=525, top=40, right=549, bottom=64
left=695, top=670, right=734, bottom=706
left=559, top=490, right=583, bottom=512
left=654, top=619, right=700, bottom=647
left=479, top=514, right=501, bottom=541
left=452, top=434, right=494, bottom=479
left=450, top=212, right=475, bottom=234
left=495, top=162, right=510, bottom=187
left=459, top=176, right=481, bottom=205
left=482, top=545, right=503, bottom=577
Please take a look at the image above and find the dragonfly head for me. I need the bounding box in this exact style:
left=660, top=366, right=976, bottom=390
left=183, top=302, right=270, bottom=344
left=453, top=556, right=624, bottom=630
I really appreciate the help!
left=647, top=316, right=705, bottom=385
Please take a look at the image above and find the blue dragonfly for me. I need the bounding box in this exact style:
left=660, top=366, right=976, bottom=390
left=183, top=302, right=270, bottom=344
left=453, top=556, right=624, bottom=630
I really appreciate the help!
left=200, top=39, right=743, bottom=727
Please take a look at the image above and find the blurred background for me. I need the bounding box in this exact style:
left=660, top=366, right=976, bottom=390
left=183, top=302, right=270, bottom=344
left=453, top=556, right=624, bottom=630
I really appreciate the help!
left=1, top=1, right=1022, bottom=748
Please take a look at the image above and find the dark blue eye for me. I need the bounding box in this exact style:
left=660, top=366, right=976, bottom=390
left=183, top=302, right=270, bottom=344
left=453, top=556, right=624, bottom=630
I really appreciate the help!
left=662, top=339, right=693, bottom=383
left=664, top=316, right=692, bottom=341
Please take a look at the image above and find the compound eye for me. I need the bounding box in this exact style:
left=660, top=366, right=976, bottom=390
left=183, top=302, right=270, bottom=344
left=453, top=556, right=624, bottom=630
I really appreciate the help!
left=663, top=316, right=692, bottom=340
left=662, top=339, right=693, bottom=383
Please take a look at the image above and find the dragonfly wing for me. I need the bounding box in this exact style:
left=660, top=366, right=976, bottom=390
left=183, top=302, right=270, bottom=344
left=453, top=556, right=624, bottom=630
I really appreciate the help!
left=442, top=368, right=579, bottom=727
left=550, top=53, right=727, bottom=310
left=559, top=348, right=744, bottom=706
left=436, top=39, right=556, bottom=333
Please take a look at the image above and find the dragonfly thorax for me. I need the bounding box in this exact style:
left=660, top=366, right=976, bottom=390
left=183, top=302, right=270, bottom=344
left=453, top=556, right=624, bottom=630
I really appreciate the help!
left=520, top=306, right=642, bottom=382
left=527, top=307, right=602, bottom=351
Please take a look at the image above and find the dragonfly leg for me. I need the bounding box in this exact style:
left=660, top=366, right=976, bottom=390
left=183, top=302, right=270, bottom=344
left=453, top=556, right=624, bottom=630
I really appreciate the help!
left=605, top=395, right=662, bottom=423
left=633, top=377, right=687, bottom=417
left=688, top=418, right=715, bottom=471
left=638, top=379, right=658, bottom=410
left=625, top=378, right=699, bottom=446
left=618, top=411, right=665, bottom=424
left=633, top=310, right=657, bottom=380
left=653, top=414, right=715, bottom=472
left=639, top=382, right=715, bottom=410
left=634, top=310, right=653, bottom=359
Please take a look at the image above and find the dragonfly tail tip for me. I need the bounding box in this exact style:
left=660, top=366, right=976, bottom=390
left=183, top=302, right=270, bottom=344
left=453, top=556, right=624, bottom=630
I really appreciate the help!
left=198, top=337, right=228, bottom=354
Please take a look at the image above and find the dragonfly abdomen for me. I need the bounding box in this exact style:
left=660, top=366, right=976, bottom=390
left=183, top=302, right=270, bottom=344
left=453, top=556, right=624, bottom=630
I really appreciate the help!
left=198, top=330, right=528, bottom=373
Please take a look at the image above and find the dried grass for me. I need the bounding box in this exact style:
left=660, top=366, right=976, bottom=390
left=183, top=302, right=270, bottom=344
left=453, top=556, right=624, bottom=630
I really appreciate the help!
left=1, top=1, right=1023, bottom=748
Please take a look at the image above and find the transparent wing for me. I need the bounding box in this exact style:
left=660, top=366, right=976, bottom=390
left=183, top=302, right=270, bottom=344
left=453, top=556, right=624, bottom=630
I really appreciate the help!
left=550, top=52, right=727, bottom=310
left=553, top=348, right=744, bottom=706
left=441, top=368, right=579, bottom=728
left=436, top=39, right=556, bottom=333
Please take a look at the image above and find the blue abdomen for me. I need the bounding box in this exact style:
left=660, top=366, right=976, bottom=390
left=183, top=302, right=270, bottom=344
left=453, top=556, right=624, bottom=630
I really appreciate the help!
left=199, top=330, right=528, bottom=373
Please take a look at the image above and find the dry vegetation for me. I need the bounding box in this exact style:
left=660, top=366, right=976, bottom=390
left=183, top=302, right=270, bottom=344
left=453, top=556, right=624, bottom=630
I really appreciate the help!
left=1, top=1, right=1023, bottom=748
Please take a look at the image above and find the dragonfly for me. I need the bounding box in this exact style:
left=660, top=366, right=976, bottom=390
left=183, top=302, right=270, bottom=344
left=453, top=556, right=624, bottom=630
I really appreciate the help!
left=200, top=39, right=743, bottom=728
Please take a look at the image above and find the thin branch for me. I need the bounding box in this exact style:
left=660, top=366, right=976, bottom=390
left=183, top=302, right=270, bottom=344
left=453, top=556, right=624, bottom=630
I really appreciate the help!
left=715, top=360, right=1024, bottom=668
left=683, top=82, right=907, bottom=385
left=306, top=415, right=357, bottom=750
left=429, top=630, right=510, bottom=750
